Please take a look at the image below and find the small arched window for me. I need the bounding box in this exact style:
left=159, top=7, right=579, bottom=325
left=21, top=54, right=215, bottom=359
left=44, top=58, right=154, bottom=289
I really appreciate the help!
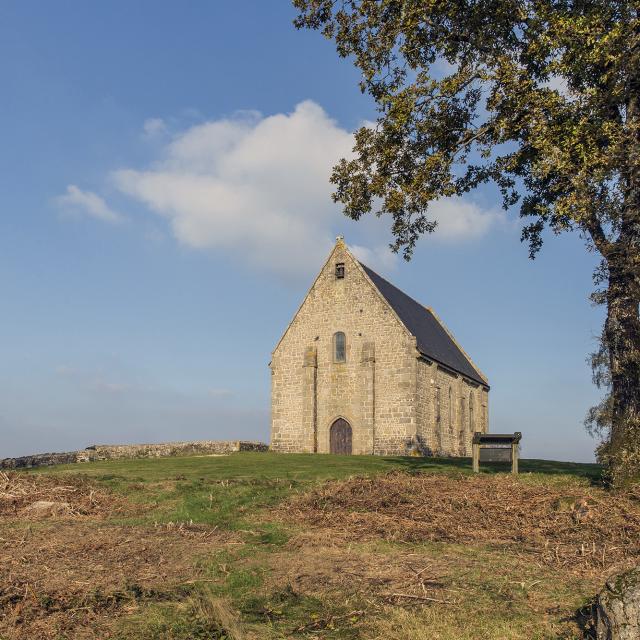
left=469, top=393, right=474, bottom=432
left=333, top=332, right=346, bottom=362
left=448, top=387, right=453, bottom=431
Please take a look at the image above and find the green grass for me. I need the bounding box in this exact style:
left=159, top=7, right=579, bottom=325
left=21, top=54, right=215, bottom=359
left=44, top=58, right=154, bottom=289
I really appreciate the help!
left=21, top=452, right=604, bottom=639
left=33, top=451, right=603, bottom=483
left=340, top=540, right=596, bottom=640
left=30, top=452, right=602, bottom=532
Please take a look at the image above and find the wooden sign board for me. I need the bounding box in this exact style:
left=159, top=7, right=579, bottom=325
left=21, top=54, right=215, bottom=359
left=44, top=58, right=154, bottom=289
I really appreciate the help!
left=479, top=447, right=512, bottom=463
left=472, top=432, right=522, bottom=474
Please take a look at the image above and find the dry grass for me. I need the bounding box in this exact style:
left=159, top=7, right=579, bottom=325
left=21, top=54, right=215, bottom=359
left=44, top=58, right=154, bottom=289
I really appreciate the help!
left=260, top=538, right=597, bottom=638
left=1, top=457, right=635, bottom=639
left=0, top=471, right=238, bottom=639
left=284, top=471, right=640, bottom=575
left=363, top=604, right=553, bottom=640
left=0, top=522, right=236, bottom=639
left=0, top=471, right=131, bottom=519
left=120, top=589, right=247, bottom=640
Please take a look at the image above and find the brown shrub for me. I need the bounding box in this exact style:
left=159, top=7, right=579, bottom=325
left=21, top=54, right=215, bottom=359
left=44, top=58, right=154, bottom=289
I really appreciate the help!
left=0, top=471, right=128, bottom=519
left=284, top=471, right=640, bottom=573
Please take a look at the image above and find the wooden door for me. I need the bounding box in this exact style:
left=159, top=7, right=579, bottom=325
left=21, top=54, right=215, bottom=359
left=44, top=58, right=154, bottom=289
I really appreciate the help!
left=330, top=418, right=352, bottom=454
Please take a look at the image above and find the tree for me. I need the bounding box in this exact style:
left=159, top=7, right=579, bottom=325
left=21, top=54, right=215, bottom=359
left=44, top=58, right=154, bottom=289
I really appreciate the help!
left=293, top=0, right=640, bottom=484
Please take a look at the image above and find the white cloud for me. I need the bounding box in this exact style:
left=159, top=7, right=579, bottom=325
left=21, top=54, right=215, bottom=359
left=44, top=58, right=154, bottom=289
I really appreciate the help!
left=350, top=198, right=503, bottom=270
left=428, top=197, right=505, bottom=241
left=432, top=57, right=459, bottom=77
left=113, top=101, right=352, bottom=278
left=349, top=244, right=397, bottom=273
left=49, top=99, right=503, bottom=278
left=143, top=117, right=167, bottom=138
left=56, top=185, right=126, bottom=224
left=543, top=75, right=576, bottom=100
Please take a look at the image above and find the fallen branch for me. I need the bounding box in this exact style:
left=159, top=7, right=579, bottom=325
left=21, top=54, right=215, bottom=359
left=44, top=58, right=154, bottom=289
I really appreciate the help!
left=386, top=593, right=453, bottom=604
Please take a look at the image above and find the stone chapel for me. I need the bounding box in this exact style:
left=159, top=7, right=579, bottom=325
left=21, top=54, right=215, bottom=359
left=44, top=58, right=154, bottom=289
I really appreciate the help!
left=269, top=237, right=489, bottom=456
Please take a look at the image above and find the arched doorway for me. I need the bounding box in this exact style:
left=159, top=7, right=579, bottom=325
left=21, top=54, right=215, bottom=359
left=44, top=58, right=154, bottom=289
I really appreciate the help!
left=330, top=418, right=352, bottom=454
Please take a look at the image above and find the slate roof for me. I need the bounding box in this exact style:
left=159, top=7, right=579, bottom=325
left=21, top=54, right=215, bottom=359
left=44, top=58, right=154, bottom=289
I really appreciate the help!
left=360, top=263, right=488, bottom=387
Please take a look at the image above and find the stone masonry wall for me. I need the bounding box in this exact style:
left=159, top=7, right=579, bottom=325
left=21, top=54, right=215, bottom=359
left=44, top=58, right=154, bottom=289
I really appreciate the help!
left=271, top=240, right=419, bottom=456
left=271, top=238, right=490, bottom=457
left=0, top=451, right=80, bottom=470
left=0, top=440, right=268, bottom=469
left=415, top=358, right=489, bottom=456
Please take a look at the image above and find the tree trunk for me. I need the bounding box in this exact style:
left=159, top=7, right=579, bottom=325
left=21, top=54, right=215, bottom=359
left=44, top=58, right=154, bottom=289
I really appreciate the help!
left=605, top=45, right=640, bottom=485
left=605, top=256, right=640, bottom=485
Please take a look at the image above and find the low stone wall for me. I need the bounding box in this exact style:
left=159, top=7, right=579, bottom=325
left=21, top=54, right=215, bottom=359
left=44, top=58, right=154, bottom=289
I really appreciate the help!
left=0, top=451, right=80, bottom=470
left=1, top=440, right=268, bottom=470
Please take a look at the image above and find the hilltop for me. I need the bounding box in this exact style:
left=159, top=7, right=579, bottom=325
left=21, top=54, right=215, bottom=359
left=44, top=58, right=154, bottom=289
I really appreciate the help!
left=1, top=453, right=635, bottom=639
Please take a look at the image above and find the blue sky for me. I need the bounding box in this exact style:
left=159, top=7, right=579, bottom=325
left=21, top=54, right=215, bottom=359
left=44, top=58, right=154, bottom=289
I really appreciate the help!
left=0, top=1, right=604, bottom=461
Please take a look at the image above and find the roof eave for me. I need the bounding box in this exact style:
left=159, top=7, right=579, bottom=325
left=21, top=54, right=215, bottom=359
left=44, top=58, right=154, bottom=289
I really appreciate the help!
left=417, top=350, right=490, bottom=390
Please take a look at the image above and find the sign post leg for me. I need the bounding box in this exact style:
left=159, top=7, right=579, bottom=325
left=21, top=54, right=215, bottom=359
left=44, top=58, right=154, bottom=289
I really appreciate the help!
left=511, top=443, right=518, bottom=474
left=472, top=442, right=479, bottom=473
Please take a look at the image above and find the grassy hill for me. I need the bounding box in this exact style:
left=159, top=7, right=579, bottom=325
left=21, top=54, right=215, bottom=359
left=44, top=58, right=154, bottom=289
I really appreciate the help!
left=1, top=452, right=635, bottom=639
